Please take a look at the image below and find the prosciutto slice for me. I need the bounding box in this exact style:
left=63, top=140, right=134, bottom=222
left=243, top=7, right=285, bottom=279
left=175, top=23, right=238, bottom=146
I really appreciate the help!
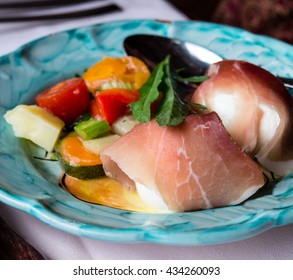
left=101, top=112, right=264, bottom=212
left=192, top=60, right=293, bottom=176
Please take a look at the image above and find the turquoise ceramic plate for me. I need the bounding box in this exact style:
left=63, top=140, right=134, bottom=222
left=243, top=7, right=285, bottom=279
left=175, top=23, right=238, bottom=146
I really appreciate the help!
left=0, top=20, right=293, bottom=245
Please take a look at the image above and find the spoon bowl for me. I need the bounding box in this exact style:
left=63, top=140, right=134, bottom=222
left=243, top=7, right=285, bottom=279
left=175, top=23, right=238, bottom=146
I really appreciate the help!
left=124, top=34, right=293, bottom=89
left=124, top=34, right=222, bottom=76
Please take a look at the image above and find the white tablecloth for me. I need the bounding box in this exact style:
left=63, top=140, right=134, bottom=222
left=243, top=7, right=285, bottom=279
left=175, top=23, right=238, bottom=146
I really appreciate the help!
left=0, top=0, right=293, bottom=260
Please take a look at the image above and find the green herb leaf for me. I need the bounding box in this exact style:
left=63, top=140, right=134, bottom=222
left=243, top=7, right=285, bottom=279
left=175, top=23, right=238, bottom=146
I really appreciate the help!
left=176, top=75, right=209, bottom=83
left=130, top=55, right=205, bottom=127
left=155, top=56, right=191, bottom=126
left=190, top=103, right=208, bottom=112
left=130, top=57, right=167, bottom=123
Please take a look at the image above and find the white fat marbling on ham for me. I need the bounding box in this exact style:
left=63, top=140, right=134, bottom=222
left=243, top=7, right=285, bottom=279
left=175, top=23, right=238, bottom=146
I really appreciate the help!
left=192, top=60, right=293, bottom=176
left=101, top=112, right=264, bottom=212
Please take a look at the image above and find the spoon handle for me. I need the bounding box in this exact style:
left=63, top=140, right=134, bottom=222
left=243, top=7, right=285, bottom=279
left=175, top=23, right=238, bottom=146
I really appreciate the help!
left=278, top=76, right=293, bottom=89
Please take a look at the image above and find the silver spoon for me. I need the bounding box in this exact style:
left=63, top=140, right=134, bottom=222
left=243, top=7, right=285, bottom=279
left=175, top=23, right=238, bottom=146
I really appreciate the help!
left=124, top=34, right=293, bottom=89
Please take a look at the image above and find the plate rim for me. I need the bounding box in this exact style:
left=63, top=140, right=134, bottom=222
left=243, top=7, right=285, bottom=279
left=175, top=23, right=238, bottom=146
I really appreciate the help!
left=0, top=19, right=293, bottom=246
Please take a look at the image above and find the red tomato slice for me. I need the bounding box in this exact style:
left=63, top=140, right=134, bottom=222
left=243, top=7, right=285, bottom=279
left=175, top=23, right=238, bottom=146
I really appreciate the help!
left=91, top=89, right=139, bottom=124
left=36, top=78, right=91, bottom=126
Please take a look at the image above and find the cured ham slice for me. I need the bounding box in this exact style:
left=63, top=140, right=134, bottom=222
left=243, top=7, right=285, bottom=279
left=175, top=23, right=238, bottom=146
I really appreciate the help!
left=101, top=112, right=264, bottom=212
left=192, top=60, right=293, bottom=176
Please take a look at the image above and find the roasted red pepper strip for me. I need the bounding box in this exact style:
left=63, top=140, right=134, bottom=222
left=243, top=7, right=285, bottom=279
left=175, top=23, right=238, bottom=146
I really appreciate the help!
left=90, top=89, right=140, bottom=124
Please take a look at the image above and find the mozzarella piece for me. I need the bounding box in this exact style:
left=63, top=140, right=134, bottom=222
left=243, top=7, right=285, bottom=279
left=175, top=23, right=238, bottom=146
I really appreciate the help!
left=135, top=182, right=172, bottom=212
left=257, top=103, right=280, bottom=150
left=211, top=93, right=237, bottom=127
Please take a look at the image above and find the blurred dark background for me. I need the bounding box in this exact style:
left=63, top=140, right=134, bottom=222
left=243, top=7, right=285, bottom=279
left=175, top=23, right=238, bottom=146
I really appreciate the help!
left=167, top=0, right=293, bottom=45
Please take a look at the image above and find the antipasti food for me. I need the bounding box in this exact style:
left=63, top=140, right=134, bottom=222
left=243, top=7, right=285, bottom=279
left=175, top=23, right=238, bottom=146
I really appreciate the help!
left=4, top=55, right=293, bottom=212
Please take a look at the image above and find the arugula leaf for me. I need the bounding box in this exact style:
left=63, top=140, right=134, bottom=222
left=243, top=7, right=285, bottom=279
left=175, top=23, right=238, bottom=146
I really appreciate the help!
left=155, top=56, right=191, bottom=126
left=190, top=103, right=208, bottom=112
left=130, top=57, right=167, bottom=123
left=130, top=55, right=202, bottom=127
left=176, top=75, right=209, bottom=83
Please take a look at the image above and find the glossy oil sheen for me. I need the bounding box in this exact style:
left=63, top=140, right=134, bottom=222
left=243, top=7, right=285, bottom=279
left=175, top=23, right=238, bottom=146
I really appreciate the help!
left=0, top=19, right=293, bottom=245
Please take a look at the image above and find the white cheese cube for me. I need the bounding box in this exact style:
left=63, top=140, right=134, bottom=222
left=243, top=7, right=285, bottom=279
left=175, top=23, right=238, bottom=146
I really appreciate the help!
left=4, top=105, right=64, bottom=152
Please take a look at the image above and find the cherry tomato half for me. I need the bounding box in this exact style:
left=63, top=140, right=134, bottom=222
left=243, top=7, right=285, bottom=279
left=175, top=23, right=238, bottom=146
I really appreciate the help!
left=36, top=78, right=91, bottom=126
